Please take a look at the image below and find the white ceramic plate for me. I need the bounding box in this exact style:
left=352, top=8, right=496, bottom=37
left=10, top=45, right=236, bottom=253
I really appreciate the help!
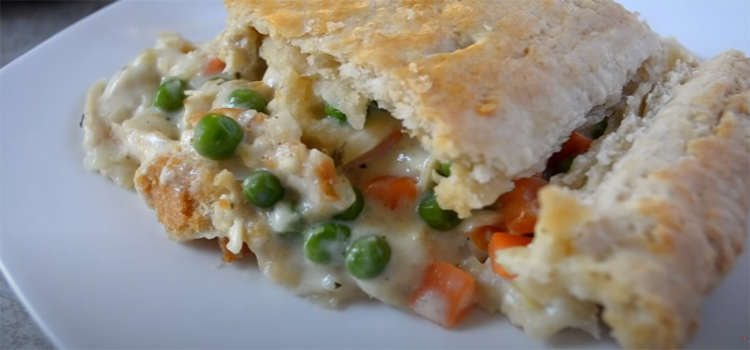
left=1, top=1, right=748, bottom=349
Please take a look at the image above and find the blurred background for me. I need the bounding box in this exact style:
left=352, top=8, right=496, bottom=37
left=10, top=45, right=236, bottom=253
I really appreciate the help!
left=1, top=1, right=113, bottom=66
left=1, top=2, right=113, bottom=348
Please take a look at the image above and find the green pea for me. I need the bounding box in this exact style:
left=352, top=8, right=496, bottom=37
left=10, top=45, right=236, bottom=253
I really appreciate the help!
left=556, top=156, right=576, bottom=174
left=243, top=170, right=285, bottom=208
left=334, top=188, right=364, bottom=221
left=436, top=162, right=451, bottom=177
left=303, top=223, right=351, bottom=264
left=193, top=113, right=244, bottom=160
left=153, top=78, right=188, bottom=111
left=590, top=119, right=608, bottom=139
left=226, top=89, right=267, bottom=112
left=417, top=191, right=462, bottom=231
left=324, top=102, right=347, bottom=124
left=345, top=235, right=391, bottom=279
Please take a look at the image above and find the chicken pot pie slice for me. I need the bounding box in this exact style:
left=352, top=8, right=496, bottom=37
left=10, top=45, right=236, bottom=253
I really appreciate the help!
left=224, top=0, right=663, bottom=217
left=81, top=1, right=750, bottom=349
left=497, top=50, right=750, bottom=349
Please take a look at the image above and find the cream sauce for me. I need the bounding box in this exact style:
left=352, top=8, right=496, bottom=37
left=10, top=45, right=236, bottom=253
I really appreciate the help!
left=82, top=33, right=598, bottom=335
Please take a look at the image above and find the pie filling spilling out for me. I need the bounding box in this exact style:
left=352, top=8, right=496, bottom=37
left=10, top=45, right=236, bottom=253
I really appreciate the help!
left=81, top=1, right=750, bottom=349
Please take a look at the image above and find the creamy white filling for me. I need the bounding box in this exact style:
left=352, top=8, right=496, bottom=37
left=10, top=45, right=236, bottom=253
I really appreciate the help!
left=268, top=203, right=301, bottom=233
left=83, top=32, right=599, bottom=336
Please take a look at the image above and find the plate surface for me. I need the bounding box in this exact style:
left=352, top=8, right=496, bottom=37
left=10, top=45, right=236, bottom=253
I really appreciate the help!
left=0, top=1, right=748, bottom=349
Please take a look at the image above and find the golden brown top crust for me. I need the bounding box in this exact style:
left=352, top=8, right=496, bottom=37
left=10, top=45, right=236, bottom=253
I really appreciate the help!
left=498, top=51, right=750, bottom=349
left=224, top=0, right=663, bottom=214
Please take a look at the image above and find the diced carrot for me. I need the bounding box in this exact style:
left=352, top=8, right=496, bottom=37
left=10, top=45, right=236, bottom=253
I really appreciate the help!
left=497, top=176, right=548, bottom=234
left=218, top=198, right=232, bottom=210
left=204, top=57, right=226, bottom=75
left=364, top=175, right=418, bottom=210
left=469, top=225, right=504, bottom=251
left=488, top=232, right=532, bottom=279
left=545, top=131, right=592, bottom=176
left=564, top=131, right=592, bottom=155
left=410, top=261, right=476, bottom=328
